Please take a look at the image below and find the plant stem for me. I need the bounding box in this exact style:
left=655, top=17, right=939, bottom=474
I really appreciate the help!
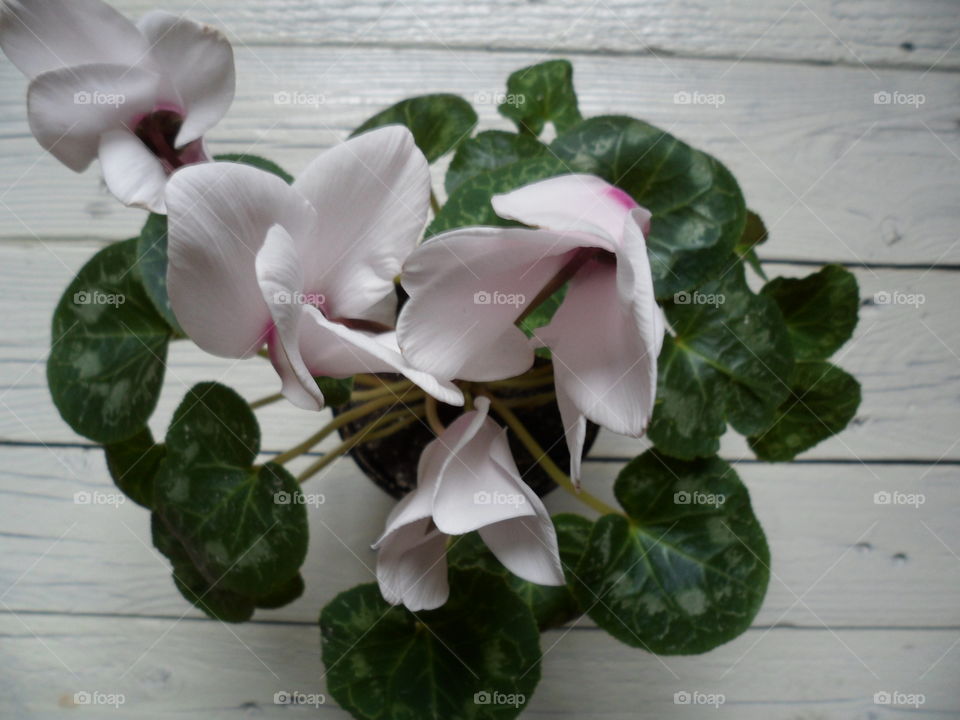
left=485, top=373, right=555, bottom=391
left=297, top=405, right=425, bottom=483
left=273, top=389, right=423, bottom=466
left=425, top=395, right=445, bottom=435
left=500, top=390, right=557, bottom=410
left=249, top=392, right=283, bottom=410
left=480, top=391, right=623, bottom=517
left=349, top=379, right=415, bottom=402
left=429, top=190, right=441, bottom=216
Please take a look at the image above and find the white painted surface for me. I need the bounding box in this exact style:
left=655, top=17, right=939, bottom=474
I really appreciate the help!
left=0, top=0, right=958, bottom=718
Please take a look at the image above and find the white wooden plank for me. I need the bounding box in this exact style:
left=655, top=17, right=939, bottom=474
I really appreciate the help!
left=0, top=614, right=956, bottom=719
left=1, top=446, right=957, bottom=628
left=1, top=47, right=958, bottom=264
left=102, top=0, right=960, bottom=70
left=1, top=240, right=957, bottom=461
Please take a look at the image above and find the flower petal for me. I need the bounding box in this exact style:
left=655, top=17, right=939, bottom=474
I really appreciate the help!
left=492, top=174, right=634, bottom=245
left=165, top=161, right=316, bottom=358
left=398, top=226, right=602, bottom=381
left=256, top=224, right=325, bottom=411
left=136, top=11, right=235, bottom=147
left=376, top=519, right=449, bottom=611
left=479, top=513, right=564, bottom=586
left=292, top=126, right=430, bottom=322
left=537, top=211, right=663, bottom=438
left=554, top=379, right=588, bottom=485
left=26, top=62, right=158, bottom=171
left=0, top=0, right=149, bottom=79
left=98, top=129, right=168, bottom=212
left=431, top=401, right=539, bottom=536
left=296, top=309, right=463, bottom=406
left=373, top=440, right=446, bottom=547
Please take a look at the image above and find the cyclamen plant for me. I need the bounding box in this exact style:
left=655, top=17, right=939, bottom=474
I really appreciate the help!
left=5, top=0, right=863, bottom=717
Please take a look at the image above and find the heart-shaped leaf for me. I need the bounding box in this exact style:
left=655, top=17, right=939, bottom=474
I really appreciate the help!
left=154, top=383, right=308, bottom=598
left=448, top=513, right=593, bottom=630
left=47, top=238, right=171, bottom=444
left=321, top=568, right=541, bottom=720
left=104, top=427, right=166, bottom=509
left=648, top=263, right=794, bottom=459
left=428, top=156, right=569, bottom=236
left=749, top=361, right=861, bottom=461
left=214, top=153, right=294, bottom=184
left=551, top=116, right=746, bottom=298
left=445, top=130, right=550, bottom=194
left=352, top=94, right=478, bottom=162
left=761, top=265, right=859, bottom=361
left=574, top=451, right=769, bottom=655
left=498, top=59, right=582, bottom=136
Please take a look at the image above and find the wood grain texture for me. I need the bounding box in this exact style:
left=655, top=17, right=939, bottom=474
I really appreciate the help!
left=1, top=446, right=957, bottom=628
left=91, top=0, right=960, bottom=70
left=1, top=47, right=958, bottom=264
left=1, top=241, right=956, bottom=461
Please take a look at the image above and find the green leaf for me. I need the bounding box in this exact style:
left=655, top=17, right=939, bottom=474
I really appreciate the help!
left=136, top=213, right=183, bottom=334
left=445, top=130, right=550, bottom=194
left=214, top=153, right=294, bottom=184
left=736, top=210, right=768, bottom=279
left=352, top=94, right=478, bottom=162
left=315, top=376, right=354, bottom=408
left=448, top=513, right=593, bottom=629
left=519, top=283, right=567, bottom=359
left=648, top=264, right=794, bottom=459
left=154, top=383, right=308, bottom=598
left=47, top=238, right=171, bottom=444
left=761, top=265, right=860, bottom=361
left=321, top=568, right=541, bottom=720
left=749, top=361, right=861, bottom=461
left=152, top=513, right=256, bottom=623
left=551, top=116, right=747, bottom=298
left=498, top=59, right=582, bottom=136
left=428, top=156, right=569, bottom=236
left=103, top=428, right=166, bottom=509
left=254, top=573, right=305, bottom=609
left=574, top=451, right=769, bottom=655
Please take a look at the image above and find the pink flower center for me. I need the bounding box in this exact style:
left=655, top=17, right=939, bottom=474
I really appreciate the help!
left=133, top=110, right=206, bottom=174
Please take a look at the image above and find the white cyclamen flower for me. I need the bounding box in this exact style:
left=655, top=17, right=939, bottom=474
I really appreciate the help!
left=0, top=0, right=235, bottom=212
left=165, top=126, right=462, bottom=411
left=373, top=396, right=564, bottom=611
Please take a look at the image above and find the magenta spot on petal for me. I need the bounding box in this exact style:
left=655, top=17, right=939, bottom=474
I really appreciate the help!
left=606, top=186, right=637, bottom=210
